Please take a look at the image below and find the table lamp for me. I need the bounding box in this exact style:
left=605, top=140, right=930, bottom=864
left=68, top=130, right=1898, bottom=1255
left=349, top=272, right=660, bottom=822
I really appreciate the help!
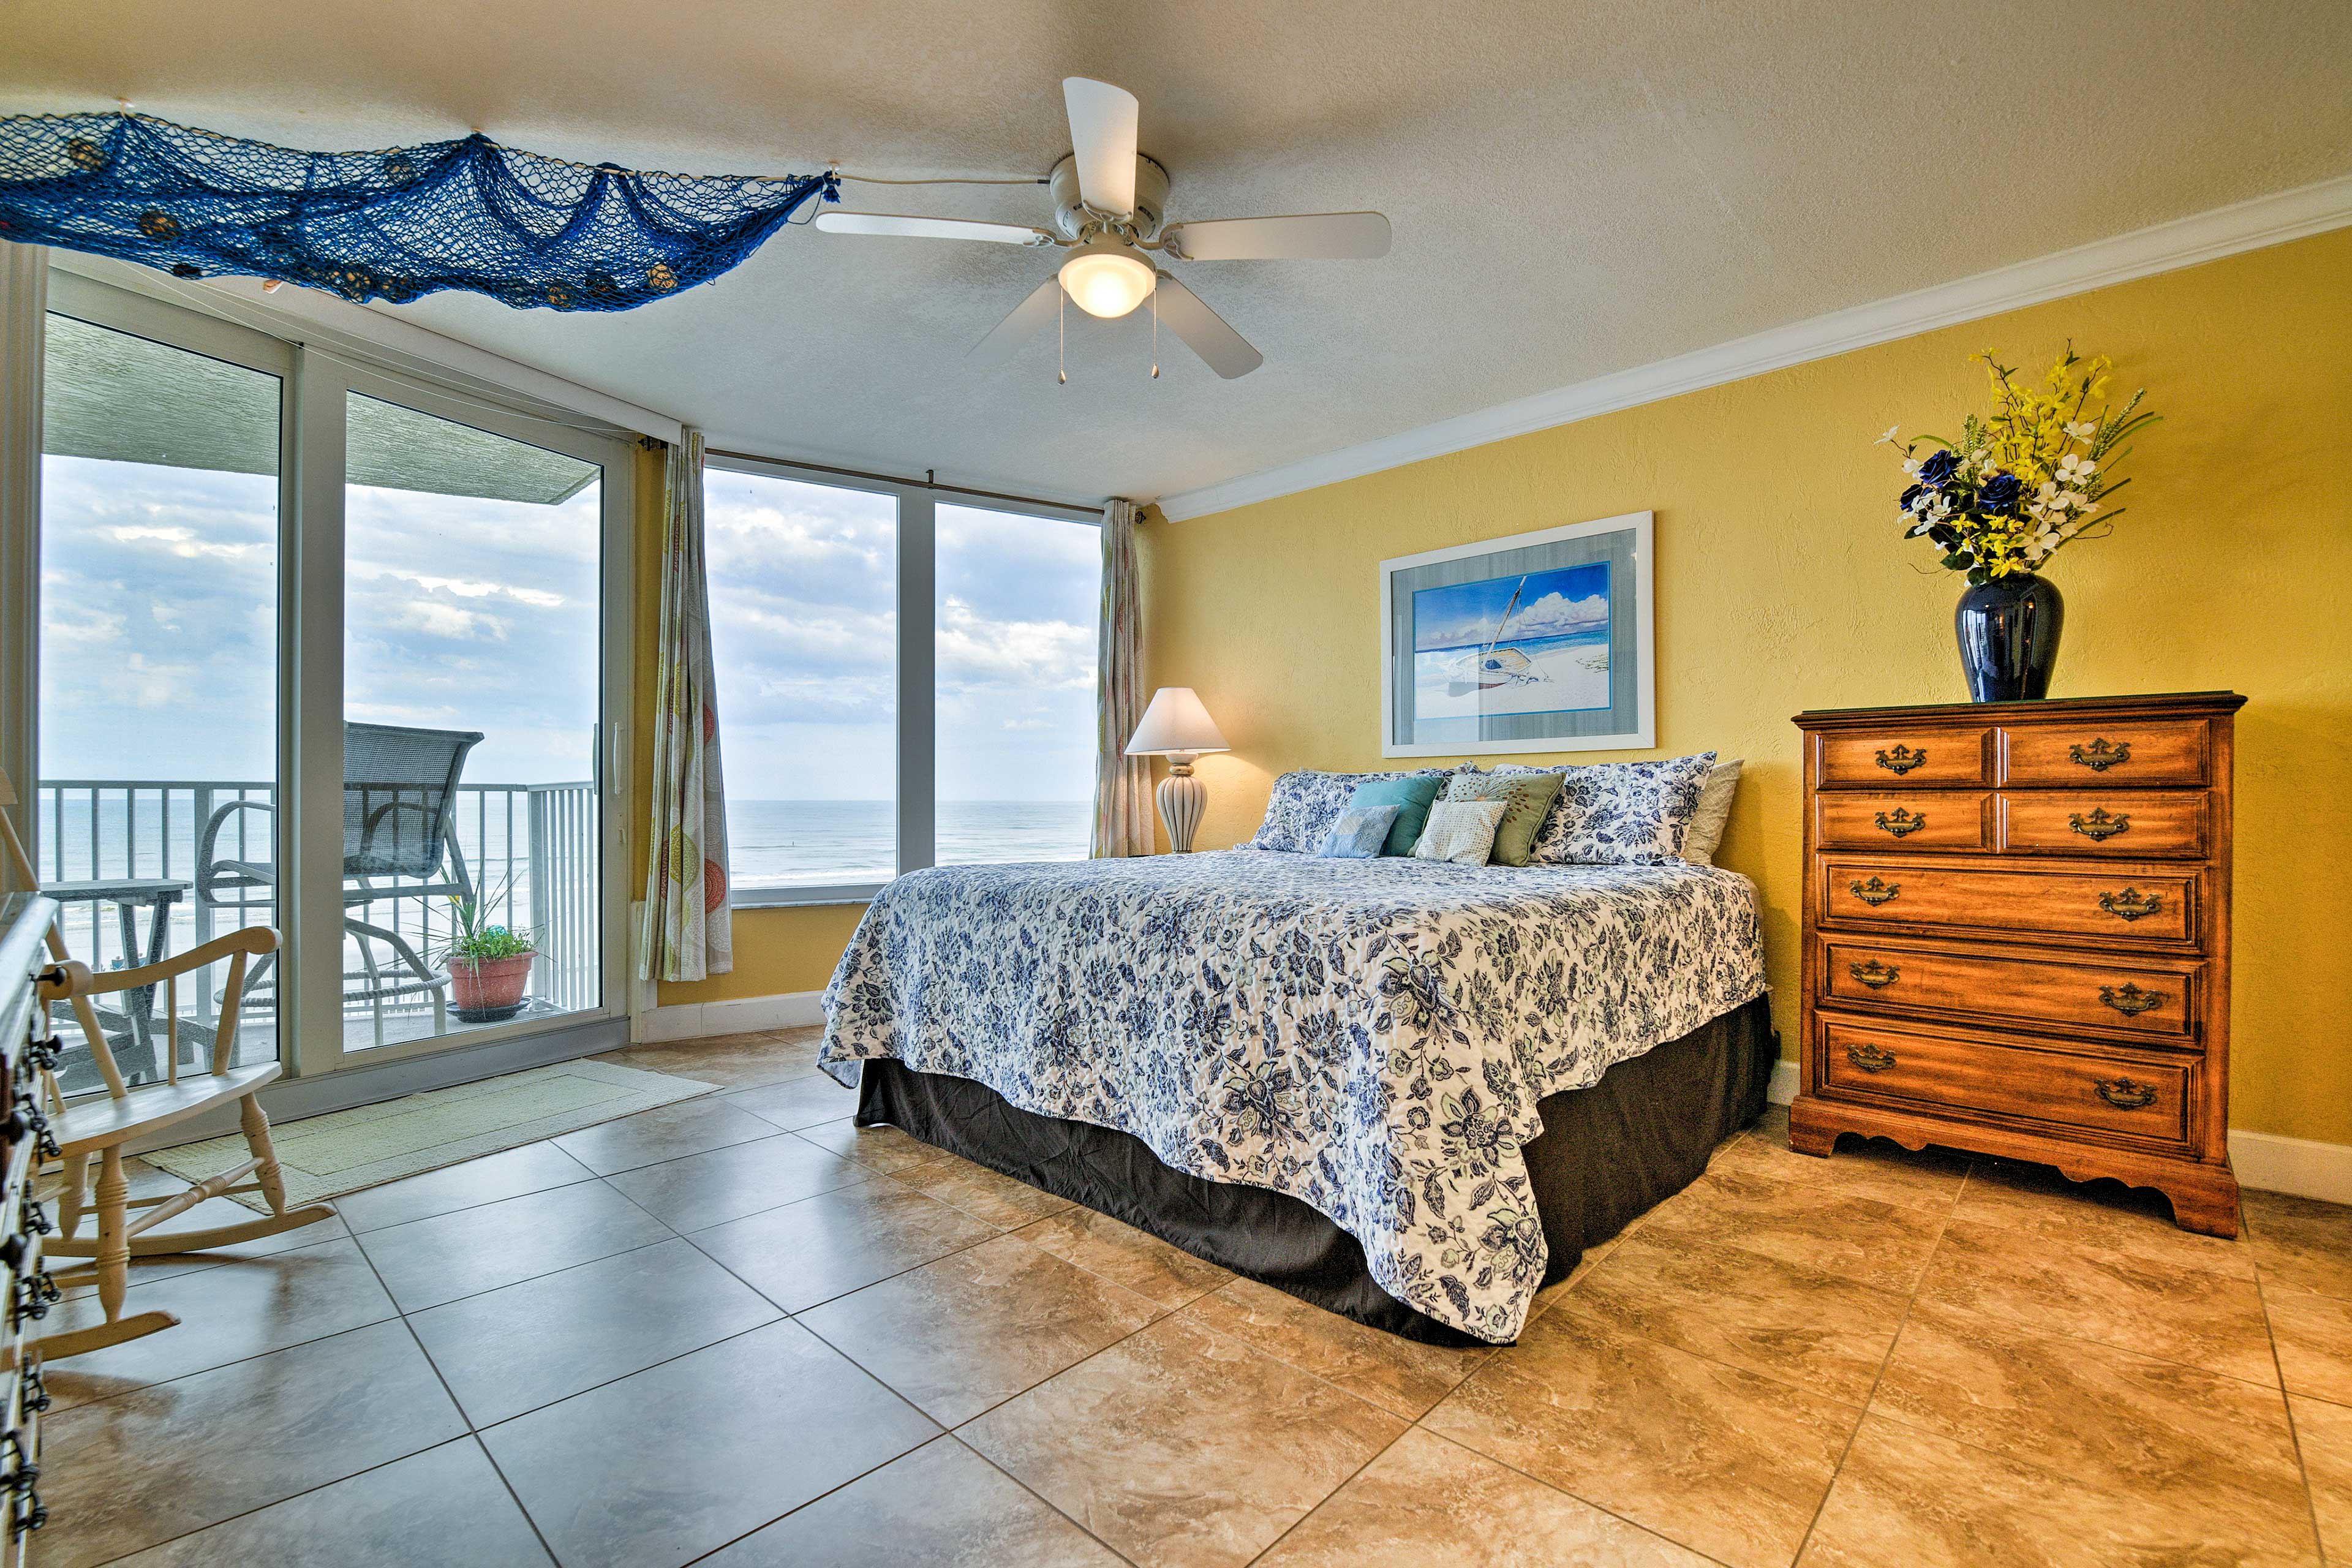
left=1124, top=687, right=1230, bottom=854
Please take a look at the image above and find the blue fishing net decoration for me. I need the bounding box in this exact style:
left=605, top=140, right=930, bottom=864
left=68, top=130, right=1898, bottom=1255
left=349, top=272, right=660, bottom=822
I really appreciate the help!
left=0, top=112, right=839, bottom=311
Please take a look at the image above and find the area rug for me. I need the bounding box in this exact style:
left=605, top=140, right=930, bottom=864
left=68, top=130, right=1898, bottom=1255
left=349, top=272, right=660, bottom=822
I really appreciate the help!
left=143, top=1059, right=719, bottom=1212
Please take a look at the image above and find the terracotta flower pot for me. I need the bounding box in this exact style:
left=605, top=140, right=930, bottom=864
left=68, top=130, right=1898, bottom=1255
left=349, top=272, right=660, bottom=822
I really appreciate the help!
left=448, top=951, right=537, bottom=1023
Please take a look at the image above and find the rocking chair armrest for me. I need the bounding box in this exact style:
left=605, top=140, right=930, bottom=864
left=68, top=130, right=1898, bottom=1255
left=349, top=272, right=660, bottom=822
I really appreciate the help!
left=42, top=925, right=280, bottom=1000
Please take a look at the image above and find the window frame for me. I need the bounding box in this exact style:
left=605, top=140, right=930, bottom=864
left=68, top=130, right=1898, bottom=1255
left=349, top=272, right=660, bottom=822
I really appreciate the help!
left=701, top=452, right=1101, bottom=909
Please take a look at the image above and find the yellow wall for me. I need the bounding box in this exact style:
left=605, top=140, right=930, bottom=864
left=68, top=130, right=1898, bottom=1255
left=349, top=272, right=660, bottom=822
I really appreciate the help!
left=1137, top=228, right=2352, bottom=1146
left=628, top=445, right=868, bottom=1006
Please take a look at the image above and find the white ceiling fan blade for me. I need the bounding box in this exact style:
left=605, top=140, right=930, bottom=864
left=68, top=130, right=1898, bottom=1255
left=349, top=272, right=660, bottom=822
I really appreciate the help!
left=814, top=211, right=1055, bottom=246
left=967, top=278, right=1065, bottom=368
left=1152, top=275, right=1263, bottom=379
left=1162, top=212, right=1392, bottom=260
left=1062, top=77, right=1140, bottom=216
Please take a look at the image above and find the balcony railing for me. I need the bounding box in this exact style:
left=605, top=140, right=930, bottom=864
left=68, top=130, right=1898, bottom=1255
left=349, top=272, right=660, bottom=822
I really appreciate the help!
left=31, top=778, right=601, bottom=1037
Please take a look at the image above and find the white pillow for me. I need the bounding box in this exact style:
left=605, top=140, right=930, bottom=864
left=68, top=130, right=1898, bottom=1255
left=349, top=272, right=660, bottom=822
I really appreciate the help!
left=1679, top=760, right=1744, bottom=865
left=1412, top=799, right=1510, bottom=866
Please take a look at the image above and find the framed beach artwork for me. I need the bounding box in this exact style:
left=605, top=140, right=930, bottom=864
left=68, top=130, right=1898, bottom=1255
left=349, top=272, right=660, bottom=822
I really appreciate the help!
left=1379, top=511, right=1655, bottom=756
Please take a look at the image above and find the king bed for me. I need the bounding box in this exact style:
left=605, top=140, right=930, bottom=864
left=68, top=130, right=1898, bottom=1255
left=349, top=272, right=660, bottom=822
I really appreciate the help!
left=820, top=846, right=1771, bottom=1346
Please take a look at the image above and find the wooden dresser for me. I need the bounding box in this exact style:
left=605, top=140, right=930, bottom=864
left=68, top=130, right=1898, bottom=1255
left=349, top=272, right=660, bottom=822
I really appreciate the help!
left=1789, top=692, right=2244, bottom=1235
left=0, top=894, right=58, bottom=1558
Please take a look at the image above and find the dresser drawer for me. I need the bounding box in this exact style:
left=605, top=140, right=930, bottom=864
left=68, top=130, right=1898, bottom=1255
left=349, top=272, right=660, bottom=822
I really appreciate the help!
left=1818, top=1017, right=2191, bottom=1145
left=1821, top=938, right=2197, bottom=1039
left=1821, top=859, right=2197, bottom=943
left=1815, top=726, right=1992, bottom=789
left=1996, top=791, right=2210, bottom=859
left=1815, top=792, right=1990, bottom=851
left=2001, top=718, right=2212, bottom=786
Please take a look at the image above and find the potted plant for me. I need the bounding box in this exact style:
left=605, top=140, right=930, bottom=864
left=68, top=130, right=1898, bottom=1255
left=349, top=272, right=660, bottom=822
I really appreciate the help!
left=1879, top=345, right=2158, bottom=700
left=432, top=878, right=540, bottom=1023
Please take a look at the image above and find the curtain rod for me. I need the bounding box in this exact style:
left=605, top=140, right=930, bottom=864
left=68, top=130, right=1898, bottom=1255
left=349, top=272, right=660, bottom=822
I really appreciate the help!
left=702, top=447, right=1107, bottom=518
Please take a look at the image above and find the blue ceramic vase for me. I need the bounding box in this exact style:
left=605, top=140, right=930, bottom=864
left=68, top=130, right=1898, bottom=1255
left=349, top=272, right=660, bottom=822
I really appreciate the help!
left=1954, top=574, right=2063, bottom=702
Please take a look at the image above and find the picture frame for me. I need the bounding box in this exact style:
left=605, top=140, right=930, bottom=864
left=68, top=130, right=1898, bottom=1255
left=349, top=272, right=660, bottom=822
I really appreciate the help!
left=1379, top=511, right=1655, bottom=757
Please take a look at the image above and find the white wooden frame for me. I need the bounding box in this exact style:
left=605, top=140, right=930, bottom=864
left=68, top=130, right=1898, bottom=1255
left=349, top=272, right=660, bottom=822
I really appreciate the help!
left=1379, top=510, right=1656, bottom=757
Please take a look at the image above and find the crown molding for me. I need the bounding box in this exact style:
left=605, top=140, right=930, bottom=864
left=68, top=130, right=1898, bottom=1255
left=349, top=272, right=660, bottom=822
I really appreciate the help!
left=1155, top=172, right=2352, bottom=522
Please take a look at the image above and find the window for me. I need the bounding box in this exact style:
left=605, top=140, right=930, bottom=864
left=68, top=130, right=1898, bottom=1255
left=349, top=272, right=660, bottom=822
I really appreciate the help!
left=703, top=461, right=1100, bottom=901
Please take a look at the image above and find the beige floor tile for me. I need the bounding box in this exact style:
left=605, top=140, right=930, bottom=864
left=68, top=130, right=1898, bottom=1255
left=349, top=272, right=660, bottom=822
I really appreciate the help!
left=1918, top=1216, right=2278, bottom=1385
left=1801, top=1413, right=2318, bottom=1567
left=37, top=1321, right=467, bottom=1568
left=1525, top=1234, right=1623, bottom=1322
left=963, top=1313, right=1406, bottom=1568
left=794, top=1117, right=953, bottom=1175
left=482, top=1318, right=937, bottom=1568
left=56, top=1203, right=351, bottom=1298
left=354, top=1178, right=674, bottom=1312
left=703, top=1436, right=1123, bottom=1567
left=602, top=1132, right=865, bottom=1230
left=1016, top=1207, right=1233, bottom=1310
left=1634, top=1166, right=1946, bottom=1294
left=1256, top=1427, right=1711, bottom=1567
left=898, top=1153, right=1077, bottom=1228
left=1178, top=1276, right=1488, bottom=1420
left=1872, top=1299, right=2312, bottom=1555
left=2245, top=1190, right=2352, bottom=1300
left=332, top=1138, right=596, bottom=1234
left=111, top=1438, right=552, bottom=1566
left=595, top=1031, right=822, bottom=1090
left=1954, top=1158, right=2255, bottom=1279
left=408, top=1237, right=780, bottom=1425
left=2267, top=1284, right=2352, bottom=1404
left=1549, top=1228, right=1907, bottom=1404
left=2295, top=1393, right=2352, bottom=1562
left=798, top=1232, right=1162, bottom=1425
left=1715, top=1118, right=1973, bottom=1213
left=1422, top=1310, right=1860, bottom=1568
left=551, top=1095, right=780, bottom=1175
left=42, top=1237, right=398, bottom=1412
left=687, top=1177, right=998, bottom=1311
left=728, top=1072, right=864, bottom=1133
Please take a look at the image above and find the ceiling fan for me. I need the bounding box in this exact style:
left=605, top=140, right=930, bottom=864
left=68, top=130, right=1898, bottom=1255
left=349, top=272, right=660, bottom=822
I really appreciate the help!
left=812, top=78, right=1391, bottom=380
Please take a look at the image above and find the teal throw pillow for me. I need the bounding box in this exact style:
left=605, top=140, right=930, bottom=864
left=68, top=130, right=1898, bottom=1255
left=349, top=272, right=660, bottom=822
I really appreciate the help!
left=1346, top=776, right=1445, bottom=856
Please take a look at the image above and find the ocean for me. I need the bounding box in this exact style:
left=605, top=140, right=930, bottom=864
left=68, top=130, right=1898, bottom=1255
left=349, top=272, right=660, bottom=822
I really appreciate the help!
left=729, top=799, right=1092, bottom=886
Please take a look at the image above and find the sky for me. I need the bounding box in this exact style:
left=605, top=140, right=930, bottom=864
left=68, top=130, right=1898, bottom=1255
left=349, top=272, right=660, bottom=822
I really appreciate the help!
left=39, top=451, right=1099, bottom=807
left=1412, top=561, right=1611, bottom=652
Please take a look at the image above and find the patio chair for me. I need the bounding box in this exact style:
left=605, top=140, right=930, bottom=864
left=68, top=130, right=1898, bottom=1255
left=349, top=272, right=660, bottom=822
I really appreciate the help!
left=197, top=723, right=484, bottom=1048
left=32, top=925, right=335, bottom=1359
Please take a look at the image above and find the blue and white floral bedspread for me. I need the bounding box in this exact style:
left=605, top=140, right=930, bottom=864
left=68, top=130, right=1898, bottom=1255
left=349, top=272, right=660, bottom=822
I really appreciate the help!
left=819, top=850, right=1765, bottom=1342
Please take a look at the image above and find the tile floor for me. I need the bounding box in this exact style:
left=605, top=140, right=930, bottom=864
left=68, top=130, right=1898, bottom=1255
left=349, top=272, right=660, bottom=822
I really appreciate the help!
left=35, top=1026, right=2352, bottom=1567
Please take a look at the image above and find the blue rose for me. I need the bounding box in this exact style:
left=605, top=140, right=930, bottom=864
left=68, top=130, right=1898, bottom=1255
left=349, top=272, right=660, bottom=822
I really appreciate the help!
left=1978, top=472, right=2022, bottom=514
left=1918, top=449, right=1960, bottom=488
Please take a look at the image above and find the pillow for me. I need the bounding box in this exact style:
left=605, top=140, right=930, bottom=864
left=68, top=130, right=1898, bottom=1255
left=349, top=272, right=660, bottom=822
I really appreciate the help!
left=1496, top=752, right=1719, bottom=864
left=1314, top=805, right=1400, bottom=859
left=1412, top=799, right=1510, bottom=865
left=1346, top=776, right=1445, bottom=856
left=1679, top=760, right=1744, bottom=865
left=1247, top=766, right=1466, bottom=854
left=1443, top=770, right=1566, bottom=867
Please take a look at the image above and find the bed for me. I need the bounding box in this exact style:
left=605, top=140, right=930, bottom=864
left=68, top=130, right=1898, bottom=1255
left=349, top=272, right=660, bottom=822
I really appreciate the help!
left=819, top=849, right=1771, bottom=1345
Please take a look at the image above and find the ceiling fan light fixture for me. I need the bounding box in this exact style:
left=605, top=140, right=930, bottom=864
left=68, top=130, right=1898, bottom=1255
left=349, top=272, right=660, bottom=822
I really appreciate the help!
left=1058, top=238, right=1155, bottom=319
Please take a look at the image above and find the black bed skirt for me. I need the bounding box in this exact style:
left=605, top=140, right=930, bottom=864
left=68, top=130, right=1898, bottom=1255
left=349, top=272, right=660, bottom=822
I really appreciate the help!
left=855, top=994, right=1776, bottom=1346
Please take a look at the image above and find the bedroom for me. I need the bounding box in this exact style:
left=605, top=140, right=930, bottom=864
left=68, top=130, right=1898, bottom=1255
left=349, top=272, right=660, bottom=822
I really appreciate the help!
left=0, top=2, right=2347, bottom=1564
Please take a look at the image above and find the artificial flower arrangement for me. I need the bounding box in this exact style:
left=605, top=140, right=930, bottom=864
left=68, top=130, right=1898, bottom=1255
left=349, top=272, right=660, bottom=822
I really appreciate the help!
left=1877, top=345, right=2158, bottom=584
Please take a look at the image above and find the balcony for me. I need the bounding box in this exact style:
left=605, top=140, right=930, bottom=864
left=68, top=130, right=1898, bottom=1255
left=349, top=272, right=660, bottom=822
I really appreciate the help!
left=32, top=776, right=601, bottom=1087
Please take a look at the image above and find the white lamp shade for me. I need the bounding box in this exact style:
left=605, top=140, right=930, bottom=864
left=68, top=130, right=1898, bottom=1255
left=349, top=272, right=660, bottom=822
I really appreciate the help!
left=1125, top=687, right=1229, bottom=756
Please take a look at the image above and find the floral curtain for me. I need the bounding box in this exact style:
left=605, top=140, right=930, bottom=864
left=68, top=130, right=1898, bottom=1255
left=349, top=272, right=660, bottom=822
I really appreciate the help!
left=639, top=430, right=733, bottom=980
left=1091, top=498, right=1155, bottom=857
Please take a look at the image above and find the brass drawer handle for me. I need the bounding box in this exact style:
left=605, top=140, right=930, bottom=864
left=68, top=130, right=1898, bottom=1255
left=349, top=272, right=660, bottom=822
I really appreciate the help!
left=1875, top=744, right=1927, bottom=775
left=1848, top=877, right=1902, bottom=907
left=1849, top=960, right=1900, bottom=989
left=2070, top=738, right=2132, bottom=771
left=2095, top=1077, right=2159, bottom=1110
left=2100, top=982, right=2166, bottom=1017
left=2097, top=888, right=2163, bottom=922
left=2070, top=807, right=2131, bottom=842
left=1874, top=809, right=1928, bottom=839
left=1847, top=1042, right=1898, bottom=1072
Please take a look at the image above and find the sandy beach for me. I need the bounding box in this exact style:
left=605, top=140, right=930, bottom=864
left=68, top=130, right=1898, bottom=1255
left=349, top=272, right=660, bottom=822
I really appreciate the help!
left=1412, top=634, right=1611, bottom=721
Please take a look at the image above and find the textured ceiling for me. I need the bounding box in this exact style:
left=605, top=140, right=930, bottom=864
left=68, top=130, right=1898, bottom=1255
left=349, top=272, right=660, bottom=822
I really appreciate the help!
left=8, top=1, right=2350, bottom=505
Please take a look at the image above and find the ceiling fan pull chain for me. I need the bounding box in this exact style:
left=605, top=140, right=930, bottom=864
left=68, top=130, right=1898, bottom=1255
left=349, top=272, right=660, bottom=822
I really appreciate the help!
left=1058, top=286, right=1068, bottom=385
left=1150, top=289, right=1160, bottom=379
